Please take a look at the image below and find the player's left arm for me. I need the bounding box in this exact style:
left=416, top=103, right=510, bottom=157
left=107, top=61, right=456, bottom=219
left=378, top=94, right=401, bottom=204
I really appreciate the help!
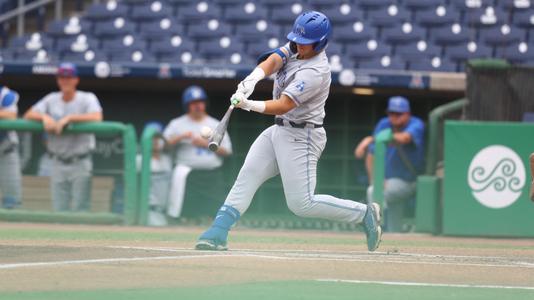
left=394, top=119, right=424, bottom=146
left=0, top=110, right=16, bottom=119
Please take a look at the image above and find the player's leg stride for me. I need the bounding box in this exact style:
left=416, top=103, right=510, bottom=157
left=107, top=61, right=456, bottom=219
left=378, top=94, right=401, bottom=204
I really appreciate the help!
left=195, top=11, right=383, bottom=252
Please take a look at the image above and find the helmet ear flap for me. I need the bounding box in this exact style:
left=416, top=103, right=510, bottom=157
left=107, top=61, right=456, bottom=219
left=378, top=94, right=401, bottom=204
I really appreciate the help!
left=314, top=39, right=328, bottom=52
left=289, top=41, right=297, bottom=54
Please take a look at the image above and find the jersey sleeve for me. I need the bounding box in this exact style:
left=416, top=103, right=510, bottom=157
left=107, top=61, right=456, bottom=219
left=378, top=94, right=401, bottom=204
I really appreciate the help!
left=282, top=68, right=323, bottom=106
left=85, top=93, right=103, bottom=113
left=404, top=118, right=425, bottom=148
left=162, top=121, right=177, bottom=141
left=32, top=93, right=53, bottom=114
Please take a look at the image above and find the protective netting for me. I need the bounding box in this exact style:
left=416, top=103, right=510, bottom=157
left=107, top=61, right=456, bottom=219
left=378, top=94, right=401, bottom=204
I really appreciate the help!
left=466, top=60, right=534, bottom=121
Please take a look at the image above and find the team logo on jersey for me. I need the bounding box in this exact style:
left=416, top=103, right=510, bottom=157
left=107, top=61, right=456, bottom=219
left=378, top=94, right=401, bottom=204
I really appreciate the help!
left=296, top=81, right=306, bottom=92
left=467, top=145, right=525, bottom=209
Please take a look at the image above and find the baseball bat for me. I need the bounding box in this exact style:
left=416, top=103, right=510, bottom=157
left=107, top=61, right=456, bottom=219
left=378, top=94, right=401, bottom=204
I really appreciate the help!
left=208, top=105, right=234, bottom=152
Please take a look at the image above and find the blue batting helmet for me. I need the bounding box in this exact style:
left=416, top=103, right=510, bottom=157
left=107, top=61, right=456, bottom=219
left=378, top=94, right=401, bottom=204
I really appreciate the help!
left=0, top=87, right=18, bottom=108
left=182, top=85, right=208, bottom=111
left=387, top=96, right=411, bottom=113
left=287, top=11, right=332, bottom=52
left=144, top=121, right=164, bottom=133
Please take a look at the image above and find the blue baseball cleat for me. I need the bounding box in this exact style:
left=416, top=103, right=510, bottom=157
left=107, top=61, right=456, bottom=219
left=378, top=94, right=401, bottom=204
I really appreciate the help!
left=362, top=203, right=382, bottom=252
left=195, top=205, right=240, bottom=251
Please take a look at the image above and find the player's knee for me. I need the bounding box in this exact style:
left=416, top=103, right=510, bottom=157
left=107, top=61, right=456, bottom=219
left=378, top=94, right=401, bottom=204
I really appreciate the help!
left=286, top=195, right=313, bottom=218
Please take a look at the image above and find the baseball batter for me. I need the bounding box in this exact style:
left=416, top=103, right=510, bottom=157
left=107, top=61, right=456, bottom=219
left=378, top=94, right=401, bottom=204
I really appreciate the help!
left=0, top=86, right=22, bottom=209
left=196, top=11, right=382, bottom=251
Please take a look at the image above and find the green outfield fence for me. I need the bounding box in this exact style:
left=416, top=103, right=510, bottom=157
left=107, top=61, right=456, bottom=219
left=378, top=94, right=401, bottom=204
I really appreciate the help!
left=0, top=119, right=138, bottom=225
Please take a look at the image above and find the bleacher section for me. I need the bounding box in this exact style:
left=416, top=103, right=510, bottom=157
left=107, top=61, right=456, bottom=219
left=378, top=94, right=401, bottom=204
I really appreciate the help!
left=2, top=0, right=534, bottom=73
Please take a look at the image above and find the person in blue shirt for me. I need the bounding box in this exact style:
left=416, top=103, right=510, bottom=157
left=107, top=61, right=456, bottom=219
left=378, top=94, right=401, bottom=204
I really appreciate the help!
left=355, top=96, right=425, bottom=232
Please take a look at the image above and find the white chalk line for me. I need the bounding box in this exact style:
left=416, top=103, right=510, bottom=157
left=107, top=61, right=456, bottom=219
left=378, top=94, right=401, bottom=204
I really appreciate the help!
left=108, top=246, right=534, bottom=269
left=316, top=279, right=534, bottom=291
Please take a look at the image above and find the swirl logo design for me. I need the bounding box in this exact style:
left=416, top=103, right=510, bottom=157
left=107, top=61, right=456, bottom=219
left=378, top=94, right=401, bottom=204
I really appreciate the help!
left=467, top=145, right=525, bottom=209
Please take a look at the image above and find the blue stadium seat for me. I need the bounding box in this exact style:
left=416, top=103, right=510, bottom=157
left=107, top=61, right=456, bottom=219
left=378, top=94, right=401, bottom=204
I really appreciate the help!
left=102, top=35, right=147, bottom=55
left=157, top=49, right=199, bottom=64
left=54, top=34, right=99, bottom=55
left=130, top=1, right=172, bottom=21
left=246, top=37, right=284, bottom=59
left=415, top=5, right=460, bottom=28
left=512, top=9, right=534, bottom=28
left=110, top=49, right=157, bottom=63
left=367, top=5, right=410, bottom=28
left=451, top=0, right=493, bottom=11
left=307, top=0, right=344, bottom=9
left=188, top=19, right=231, bottom=40
left=403, top=0, right=445, bottom=12
left=479, top=24, right=525, bottom=46
left=431, top=23, right=473, bottom=46
left=409, top=57, right=457, bottom=72
left=321, top=3, right=364, bottom=25
left=358, top=0, right=395, bottom=11
left=213, top=0, right=249, bottom=5
left=235, top=20, right=283, bottom=43
left=176, top=1, right=222, bottom=24
left=328, top=53, right=355, bottom=73
left=9, top=33, right=52, bottom=51
left=332, top=21, right=377, bottom=44
left=259, top=0, right=301, bottom=7
left=197, top=36, right=244, bottom=58
left=464, top=7, right=507, bottom=27
left=445, top=41, right=493, bottom=62
left=499, top=0, right=532, bottom=11
left=358, top=55, right=406, bottom=70
left=93, top=17, right=136, bottom=38
left=62, top=49, right=106, bottom=63
left=346, top=39, right=391, bottom=60
left=150, top=35, right=194, bottom=56
left=138, top=18, right=184, bottom=41
left=270, top=2, right=307, bottom=25
left=16, top=49, right=56, bottom=64
left=495, top=42, right=534, bottom=64
left=46, top=16, right=92, bottom=38
left=382, top=23, right=426, bottom=45
left=206, top=52, right=255, bottom=66
left=395, top=41, right=442, bottom=62
left=224, top=2, right=268, bottom=23
left=85, top=1, right=129, bottom=21
left=326, top=43, right=343, bottom=56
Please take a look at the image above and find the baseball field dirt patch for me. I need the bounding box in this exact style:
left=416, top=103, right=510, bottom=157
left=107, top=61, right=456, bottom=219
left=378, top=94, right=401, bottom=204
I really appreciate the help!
left=0, top=222, right=533, bottom=300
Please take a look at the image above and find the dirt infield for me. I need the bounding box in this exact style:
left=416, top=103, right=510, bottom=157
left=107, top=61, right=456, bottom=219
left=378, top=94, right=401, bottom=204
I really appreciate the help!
left=0, top=222, right=533, bottom=299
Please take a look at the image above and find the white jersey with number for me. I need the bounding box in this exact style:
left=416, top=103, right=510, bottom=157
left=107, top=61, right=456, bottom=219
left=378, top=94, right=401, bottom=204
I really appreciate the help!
left=163, top=115, right=232, bottom=170
left=32, top=90, right=103, bottom=158
left=273, top=43, right=331, bottom=126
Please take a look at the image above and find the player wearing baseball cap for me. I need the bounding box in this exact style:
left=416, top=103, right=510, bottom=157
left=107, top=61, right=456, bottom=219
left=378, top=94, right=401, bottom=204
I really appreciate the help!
left=0, top=86, right=22, bottom=209
left=24, top=62, right=103, bottom=212
left=196, top=11, right=382, bottom=252
left=355, top=96, right=425, bottom=232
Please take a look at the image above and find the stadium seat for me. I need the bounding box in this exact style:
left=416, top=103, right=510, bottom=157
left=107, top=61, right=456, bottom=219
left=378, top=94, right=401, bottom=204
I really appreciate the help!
left=102, top=35, right=147, bottom=56
left=445, top=41, right=493, bottom=62
left=246, top=37, right=284, bottom=60
left=495, top=41, right=534, bottom=64
left=382, top=23, right=426, bottom=45
left=270, top=2, right=307, bottom=25
left=358, top=0, right=395, bottom=11
left=415, top=5, right=461, bottom=28
left=464, top=7, right=507, bottom=27
left=198, top=36, right=244, bottom=58
left=85, top=1, right=128, bottom=21
left=16, top=49, right=56, bottom=64
left=110, top=49, right=157, bottom=63
left=512, top=9, right=534, bottom=28
left=395, top=40, right=442, bottom=62
left=479, top=24, right=525, bottom=46
left=138, top=18, right=184, bottom=41
left=224, top=2, right=268, bottom=23
left=307, top=0, right=344, bottom=9
left=346, top=39, right=391, bottom=60
left=176, top=1, right=222, bottom=24
left=408, top=57, right=457, bottom=72
left=499, top=0, right=532, bottom=11
left=9, top=32, right=52, bottom=51
left=93, top=17, right=136, bottom=38
left=321, top=3, right=364, bottom=25
left=403, top=0, right=445, bottom=12
left=150, top=34, right=194, bottom=56
left=157, top=49, right=199, bottom=64
left=130, top=1, right=172, bottom=21
left=188, top=19, right=232, bottom=40
left=235, top=20, right=283, bottom=43
left=358, top=55, right=406, bottom=70
left=54, top=34, right=99, bottom=55
left=431, top=23, right=473, bottom=46
left=451, top=0, right=493, bottom=11
left=367, top=5, right=410, bottom=28
left=333, top=21, right=377, bottom=44
left=62, top=49, right=106, bottom=63
left=328, top=53, right=355, bottom=72
left=46, top=16, right=92, bottom=38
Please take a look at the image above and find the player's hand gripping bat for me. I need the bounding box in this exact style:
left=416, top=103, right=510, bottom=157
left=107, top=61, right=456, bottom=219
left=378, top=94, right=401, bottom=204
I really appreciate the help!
left=208, top=104, right=234, bottom=152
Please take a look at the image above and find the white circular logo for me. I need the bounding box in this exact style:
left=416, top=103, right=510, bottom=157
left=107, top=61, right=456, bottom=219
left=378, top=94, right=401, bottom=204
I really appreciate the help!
left=468, top=145, right=525, bottom=209
left=94, top=61, right=111, bottom=78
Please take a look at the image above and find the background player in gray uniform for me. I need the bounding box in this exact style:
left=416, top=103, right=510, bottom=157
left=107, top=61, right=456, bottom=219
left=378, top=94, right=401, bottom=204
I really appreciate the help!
left=164, top=86, right=232, bottom=218
left=24, top=62, right=103, bottom=212
left=196, top=12, right=382, bottom=252
left=0, top=86, right=22, bottom=209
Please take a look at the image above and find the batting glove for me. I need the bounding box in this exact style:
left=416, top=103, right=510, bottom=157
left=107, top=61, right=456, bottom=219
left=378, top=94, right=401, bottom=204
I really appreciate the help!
left=230, top=93, right=266, bottom=113
left=236, top=67, right=265, bottom=98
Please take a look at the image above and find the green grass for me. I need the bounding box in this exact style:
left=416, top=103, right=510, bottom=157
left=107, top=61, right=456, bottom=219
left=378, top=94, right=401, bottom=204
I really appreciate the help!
left=1, top=227, right=534, bottom=250
left=1, top=281, right=533, bottom=300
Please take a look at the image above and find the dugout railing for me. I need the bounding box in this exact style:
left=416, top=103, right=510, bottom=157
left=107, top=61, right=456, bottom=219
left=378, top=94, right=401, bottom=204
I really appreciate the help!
left=0, top=119, right=139, bottom=225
